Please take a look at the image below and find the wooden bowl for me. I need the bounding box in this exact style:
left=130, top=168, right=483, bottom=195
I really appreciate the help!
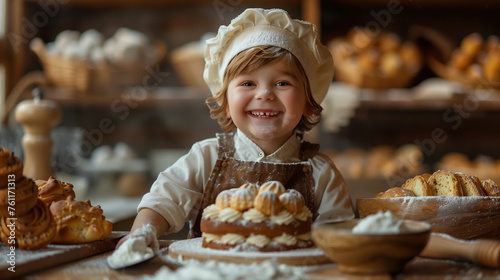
left=357, top=197, right=500, bottom=240
left=312, top=219, right=431, bottom=274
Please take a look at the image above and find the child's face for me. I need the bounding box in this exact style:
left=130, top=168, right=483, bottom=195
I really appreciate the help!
left=226, top=60, right=307, bottom=149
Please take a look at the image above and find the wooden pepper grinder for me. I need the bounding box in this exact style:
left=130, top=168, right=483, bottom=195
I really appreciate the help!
left=15, top=88, right=61, bottom=180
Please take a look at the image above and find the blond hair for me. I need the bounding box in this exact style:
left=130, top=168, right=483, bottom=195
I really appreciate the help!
left=206, top=46, right=322, bottom=138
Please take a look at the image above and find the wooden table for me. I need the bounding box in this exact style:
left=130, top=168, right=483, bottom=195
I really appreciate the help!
left=3, top=235, right=500, bottom=280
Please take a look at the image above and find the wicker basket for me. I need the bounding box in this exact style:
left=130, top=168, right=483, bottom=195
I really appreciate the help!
left=329, top=39, right=423, bottom=89
left=169, top=43, right=207, bottom=90
left=30, top=37, right=166, bottom=93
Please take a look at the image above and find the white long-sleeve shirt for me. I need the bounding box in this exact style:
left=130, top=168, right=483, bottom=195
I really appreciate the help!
left=138, top=130, right=354, bottom=234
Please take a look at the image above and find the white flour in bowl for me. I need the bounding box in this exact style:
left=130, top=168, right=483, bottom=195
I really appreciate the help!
left=352, top=210, right=409, bottom=234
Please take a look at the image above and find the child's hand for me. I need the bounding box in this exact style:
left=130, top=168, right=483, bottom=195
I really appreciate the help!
left=116, top=223, right=159, bottom=251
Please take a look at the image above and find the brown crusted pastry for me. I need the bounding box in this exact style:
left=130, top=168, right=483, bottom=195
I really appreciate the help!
left=481, top=179, right=500, bottom=196
left=279, top=189, right=305, bottom=215
left=215, top=189, right=235, bottom=210
left=0, top=151, right=23, bottom=185
left=379, top=51, right=403, bottom=77
left=347, top=27, right=376, bottom=50
left=402, top=175, right=435, bottom=196
left=0, top=177, right=38, bottom=217
left=0, top=198, right=56, bottom=250
left=428, top=170, right=463, bottom=196
left=238, top=183, right=259, bottom=194
left=49, top=196, right=112, bottom=244
left=460, top=33, right=483, bottom=57
left=378, top=32, right=401, bottom=53
left=258, top=181, right=286, bottom=196
left=35, top=176, right=76, bottom=204
left=358, top=48, right=380, bottom=71
left=483, top=49, right=500, bottom=82
left=399, top=42, right=422, bottom=70
left=254, top=191, right=282, bottom=216
left=0, top=147, right=13, bottom=167
left=230, top=188, right=256, bottom=211
left=380, top=187, right=416, bottom=198
left=454, top=173, right=486, bottom=196
left=449, top=49, right=473, bottom=71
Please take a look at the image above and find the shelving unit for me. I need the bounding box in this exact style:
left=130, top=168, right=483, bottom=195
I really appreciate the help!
left=3, top=0, right=500, bottom=169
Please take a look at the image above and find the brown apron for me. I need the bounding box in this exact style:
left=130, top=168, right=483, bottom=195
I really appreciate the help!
left=191, top=132, right=319, bottom=238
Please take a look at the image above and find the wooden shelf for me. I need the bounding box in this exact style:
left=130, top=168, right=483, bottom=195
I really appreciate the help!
left=39, top=87, right=210, bottom=107
left=32, top=86, right=500, bottom=112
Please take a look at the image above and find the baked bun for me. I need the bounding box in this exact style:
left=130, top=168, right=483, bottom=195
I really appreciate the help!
left=230, top=188, right=256, bottom=211
left=428, top=170, right=463, bottom=196
left=238, top=183, right=259, bottom=194
left=1, top=199, right=57, bottom=250
left=258, top=181, right=286, bottom=196
left=279, top=189, right=305, bottom=215
left=481, top=179, right=500, bottom=196
left=254, top=191, right=282, bottom=216
left=50, top=196, right=112, bottom=244
left=35, top=176, right=76, bottom=204
left=0, top=148, right=23, bottom=185
left=215, top=189, right=235, bottom=210
left=0, top=177, right=38, bottom=217
left=379, top=187, right=416, bottom=198
left=454, top=173, right=486, bottom=196
left=402, top=175, right=435, bottom=196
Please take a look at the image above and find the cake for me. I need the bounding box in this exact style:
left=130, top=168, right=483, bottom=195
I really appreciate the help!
left=200, top=181, right=313, bottom=252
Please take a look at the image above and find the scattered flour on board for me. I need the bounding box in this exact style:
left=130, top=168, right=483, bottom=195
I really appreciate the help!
left=142, top=259, right=306, bottom=280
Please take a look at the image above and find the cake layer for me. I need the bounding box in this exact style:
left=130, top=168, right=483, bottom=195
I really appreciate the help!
left=201, top=217, right=311, bottom=238
left=201, top=236, right=312, bottom=252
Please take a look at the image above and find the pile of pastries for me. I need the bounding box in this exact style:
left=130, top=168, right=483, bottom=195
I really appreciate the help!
left=326, top=144, right=423, bottom=179
left=437, top=152, right=500, bottom=182
left=0, top=148, right=57, bottom=250
left=376, top=170, right=500, bottom=198
left=201, top=181, right=313, bottom=252
left=328, top=28, right=422, bottom=88
left=0, top=147, right=112, bottom=250
left=446, top=33, right=500, bottom=86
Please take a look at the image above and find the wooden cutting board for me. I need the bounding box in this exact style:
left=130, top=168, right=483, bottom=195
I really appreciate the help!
left=168, top=238, right=331, bottom=266
left=0, top=231, right=125, bottom=279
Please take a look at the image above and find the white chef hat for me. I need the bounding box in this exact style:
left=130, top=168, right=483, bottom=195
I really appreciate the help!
left=204, top=8, right=334, bottom=104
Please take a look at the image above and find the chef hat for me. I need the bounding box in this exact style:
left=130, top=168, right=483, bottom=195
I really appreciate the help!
left=204, top=8, right=334, bottom=104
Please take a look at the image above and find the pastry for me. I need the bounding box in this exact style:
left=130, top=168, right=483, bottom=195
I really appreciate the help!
left=279, top=189, right=305, bottom=215
left=35, top=176, right=76, bottom=204
left=215, top=189, right=235, bottom=209
left=379, top=187, right=416, bottom=198
left=481, top=179, right=500, bottom=196
left=0, top=198, right=57, bottom=250
left=0, top=148, right=23, bottom=185
left=201, top=182, right=313, bottom=252
left=428, top=170, right=463, bottom=196
left=0, top=176, right=38, bottom=217
left=254, top=191, right=282, bottom=216
left=454, top=173, right=486, bottom=196
left=460, top=33, right=483, bottom=58
left=49, top=196, right=113, bottom=243
left=258, top=181, right=286, bottom=196
left=402, top=175, right=435, bottom=196
left=230, top=188, right=256, bottom=211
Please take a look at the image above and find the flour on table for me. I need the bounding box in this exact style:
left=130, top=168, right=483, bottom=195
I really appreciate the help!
left=141, top=259, right=305, bottom=280
left=353, top=210, right=409, bottom=234
left=107, top=236, right=154, bottom=268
